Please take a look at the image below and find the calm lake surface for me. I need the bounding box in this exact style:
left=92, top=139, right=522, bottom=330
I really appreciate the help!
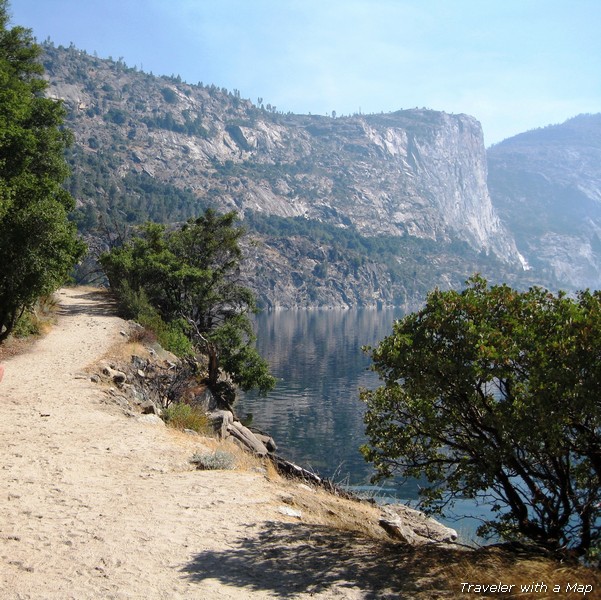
left=238, top=307, right=406, bottom=493
left=237, top=308, right=492, bottom=541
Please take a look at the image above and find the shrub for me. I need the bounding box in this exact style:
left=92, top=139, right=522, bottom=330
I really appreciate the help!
left=12, top=310, right=41, bottom=338
left=163, top=402, right=209, bottom=433
left=190, top=449, right=236, bottom=470
left=114, top=282, right=194, bottom=357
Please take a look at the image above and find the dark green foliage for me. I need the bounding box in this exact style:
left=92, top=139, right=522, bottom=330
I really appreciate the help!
left=141, top=111, right=208, bottom=137
left=0, top=2, right=85, bottom=341
left=160, top=86, right=177, bottom=104
left=66, top=153, right=209, bottom=229
left=245, top=211, right=431, bottom=258
left=103, top=107, right=128, bottom=125
left=245, top=212, right=503, bottom=298
left=100, top=209, right=275, bottom=403
left=361, top=276, right=601, bottom=555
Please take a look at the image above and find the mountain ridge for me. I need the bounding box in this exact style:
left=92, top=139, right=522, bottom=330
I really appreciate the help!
left=41, top=43, right=599, bottom=307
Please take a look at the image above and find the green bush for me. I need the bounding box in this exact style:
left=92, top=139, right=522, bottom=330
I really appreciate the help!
left=114, top=282, right=194, bottom=357
left=137, top=314, right=194, bottom=357
left=13, top=311, right=41, bottom=338
left=163, top=402, right=209, bottom=433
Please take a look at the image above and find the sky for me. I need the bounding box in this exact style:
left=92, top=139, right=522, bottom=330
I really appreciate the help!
left=8, top=0, right=601, bottom=146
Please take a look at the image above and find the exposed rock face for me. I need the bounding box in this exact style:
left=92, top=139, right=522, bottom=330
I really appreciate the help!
left=43, top=44, right=530, bottom=307
left=488, top=114, right=601, bottom=290
left=345, top=112, right=516, bottom=259
left=379, top=504, right=458, bottom=546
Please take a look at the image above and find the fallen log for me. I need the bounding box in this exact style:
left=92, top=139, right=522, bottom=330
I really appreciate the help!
left=271, top=455, right=360, bottom=501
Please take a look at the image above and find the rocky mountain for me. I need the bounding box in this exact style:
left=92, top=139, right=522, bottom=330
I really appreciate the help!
left=487, top=114, right=601, bottom=291
left=42, top=44, right=538, bottom=308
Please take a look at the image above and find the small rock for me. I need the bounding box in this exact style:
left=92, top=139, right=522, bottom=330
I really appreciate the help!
left=102, top=366, right=127, bottom=385
left=140, top=400, right=160, bottom=415
left=183, top=428, right=200, bottom=436
left=278, top=506, right=302, bottom=519
left=131, top=355, right=148, bottom=370
left=138, top=414, right=165, bottom=427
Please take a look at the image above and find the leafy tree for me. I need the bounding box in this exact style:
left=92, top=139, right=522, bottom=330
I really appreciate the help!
left=0, top=1, right=85, bottom=342
left=100, top=209, right=275, bottom=404
left=361, top=276, right=601, bottom=555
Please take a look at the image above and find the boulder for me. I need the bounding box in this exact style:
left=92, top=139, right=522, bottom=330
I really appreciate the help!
left=137, top=414, right=165, bottom=427
left=207, top=410, right=234, bottom=438
left=227, top=421, right=269, bottom=456
left=190, top=386, right=217, bottom=412
left=379, top=505, right=458, bottom=545
left=131, top=355, right=148, bottom=371
left=254, top=432, right=278, bottom=452
left=140, top=400, right=161, bottom=416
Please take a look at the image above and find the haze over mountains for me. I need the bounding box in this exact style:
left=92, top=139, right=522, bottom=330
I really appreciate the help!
left=43, top=43, right=601, bottom=308
left=488, top=114, right=601, bottom=291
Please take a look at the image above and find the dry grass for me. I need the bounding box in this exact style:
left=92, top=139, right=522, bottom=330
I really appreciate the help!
left=199, top=436, right=271, bottom=473
left=0, top=294, right=60, bottom=361
left=105, top=340, right=151, bottom=362
left=270, top=475, right=389, bottom=540
left=163, top=402, right=210, bottom=433
left=233, top=470, right=601, bottom=598
left=0, top=335, right=36, bottom=361
left=445, top=546, right=601, bottom=598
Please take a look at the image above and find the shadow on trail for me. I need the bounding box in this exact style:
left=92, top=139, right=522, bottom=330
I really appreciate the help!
left=58, top=289, right=119, bottom=318
left=181, top=521, right=464, bottom=599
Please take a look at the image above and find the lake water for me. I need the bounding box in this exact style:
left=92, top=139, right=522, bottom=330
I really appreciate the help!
left=237, top=308, right=493, bottom=543
left=238, top=308, right=404, bottom=489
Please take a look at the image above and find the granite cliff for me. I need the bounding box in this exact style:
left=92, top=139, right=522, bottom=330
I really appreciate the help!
left=488, top=114, right=601, bottom=290
left=43, top=44, right=531, bottom=307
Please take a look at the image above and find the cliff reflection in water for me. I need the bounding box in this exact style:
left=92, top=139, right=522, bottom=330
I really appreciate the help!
left=237, top=307, right=407, bottom=493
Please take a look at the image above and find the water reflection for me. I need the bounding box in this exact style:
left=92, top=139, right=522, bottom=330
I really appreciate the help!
left=238, top=308, right=404, bottom=488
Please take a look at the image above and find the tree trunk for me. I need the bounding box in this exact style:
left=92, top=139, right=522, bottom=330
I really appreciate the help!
left=207, top=346, right=219, bottom=389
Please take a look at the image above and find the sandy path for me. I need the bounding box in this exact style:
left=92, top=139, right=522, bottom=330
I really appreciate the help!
left=0, top=288, right=419, bottom=600
left=0, top=289, right=330, bottom=599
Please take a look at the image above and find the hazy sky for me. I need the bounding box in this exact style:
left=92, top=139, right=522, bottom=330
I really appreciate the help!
left=8, top=0, right=601, bottom=145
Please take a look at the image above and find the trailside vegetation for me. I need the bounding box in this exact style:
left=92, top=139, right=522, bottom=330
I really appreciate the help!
left=100, top=209, right=275, bottom=405
left=361, top=276, right=601, bottom=557
left=0, top=1, right=84, bottom=341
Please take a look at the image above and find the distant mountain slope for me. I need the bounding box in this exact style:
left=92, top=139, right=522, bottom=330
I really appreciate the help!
left=43, top=43, right=535, bottom=307
left=488, top=114, right=601, bottom=290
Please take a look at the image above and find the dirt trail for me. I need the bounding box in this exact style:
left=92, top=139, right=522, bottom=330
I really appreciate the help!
left=0, top=288, right=415, bottom=600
